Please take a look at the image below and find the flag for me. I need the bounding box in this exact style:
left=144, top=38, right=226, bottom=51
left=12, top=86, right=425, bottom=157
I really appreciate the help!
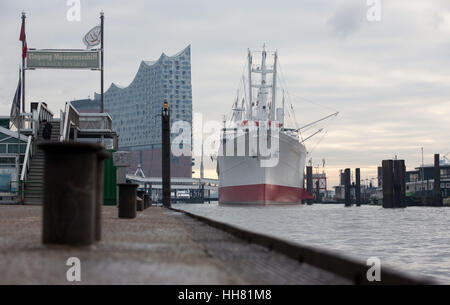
left=19, top=20, right=27, bottom=59
left=10, top=75, right=21, bottom=128
left=83, top=25, right=101, bottom=49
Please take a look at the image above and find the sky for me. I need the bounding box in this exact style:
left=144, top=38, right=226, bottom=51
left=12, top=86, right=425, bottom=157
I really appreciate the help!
left=0, top=0, right=450, bottom=186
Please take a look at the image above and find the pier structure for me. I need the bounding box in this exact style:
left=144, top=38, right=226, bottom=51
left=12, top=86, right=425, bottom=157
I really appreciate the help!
left=0, top=102, right=118, bottom=205
left=126, top=175, right=218, bottom=203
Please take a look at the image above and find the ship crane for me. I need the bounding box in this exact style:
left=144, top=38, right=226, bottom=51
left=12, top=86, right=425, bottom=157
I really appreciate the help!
left=296, top=111, right=339, bottom=132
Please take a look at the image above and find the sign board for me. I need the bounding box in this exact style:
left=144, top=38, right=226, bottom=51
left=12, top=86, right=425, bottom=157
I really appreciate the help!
left=26, top=50, right=100, bottom=69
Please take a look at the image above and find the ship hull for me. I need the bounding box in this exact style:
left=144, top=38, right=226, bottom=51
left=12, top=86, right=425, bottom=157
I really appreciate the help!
left=218, top=131, right=310, bottom=205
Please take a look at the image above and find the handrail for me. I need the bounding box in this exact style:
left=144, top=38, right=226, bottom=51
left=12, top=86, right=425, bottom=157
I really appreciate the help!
left=60, top=102, right=80, bottom=141
left=20, top=102, right=54, bottom=185
left=79, top=112, right=112, bottom=130
left=32, top=102, right=54, bottom=138
left=20, top=136, right=33, bottom=181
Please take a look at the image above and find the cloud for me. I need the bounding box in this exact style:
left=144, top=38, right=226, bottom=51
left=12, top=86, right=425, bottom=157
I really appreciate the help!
left=326, top=2, right=365, bottom=38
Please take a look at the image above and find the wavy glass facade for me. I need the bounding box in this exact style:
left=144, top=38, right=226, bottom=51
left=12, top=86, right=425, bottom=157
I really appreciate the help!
left=72, top=46, right=192, bottom=177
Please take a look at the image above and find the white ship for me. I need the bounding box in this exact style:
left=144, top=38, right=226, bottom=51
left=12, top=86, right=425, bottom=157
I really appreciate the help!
left=217, top=46, right=317, bottom=205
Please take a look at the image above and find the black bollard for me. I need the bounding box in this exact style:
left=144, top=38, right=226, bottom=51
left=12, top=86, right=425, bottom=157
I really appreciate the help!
left=144, top=194, right=152, bottom=208
left=40, top=142, right=102, bottom=246
left=434, top=154, right=442, bottom=206
left=162, top=101, right=171, bottom=208
left=143, top=194, right=149, bottom=209
left=137, top=190, right=145, bottom=211
left=95, top=150, right=110, bottom=241
left=382, top=160, right=394, bottom=208
left=344, top=168, right=351, bottom=207
left=355, top=168, right=361, bottom=206
left=118, top=183, right=138, bottom=218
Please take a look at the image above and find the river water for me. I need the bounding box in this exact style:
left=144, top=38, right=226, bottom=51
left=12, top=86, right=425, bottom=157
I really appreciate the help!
left=176, top=203, right=450, bottom=283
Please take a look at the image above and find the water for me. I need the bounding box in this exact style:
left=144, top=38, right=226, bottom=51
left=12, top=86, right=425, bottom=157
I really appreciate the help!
left=176, top=203, right=450, bottom=283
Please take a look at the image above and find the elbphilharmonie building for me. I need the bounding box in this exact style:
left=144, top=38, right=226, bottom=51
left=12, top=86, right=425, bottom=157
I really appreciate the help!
left=72, top=46, right=193, bottom=177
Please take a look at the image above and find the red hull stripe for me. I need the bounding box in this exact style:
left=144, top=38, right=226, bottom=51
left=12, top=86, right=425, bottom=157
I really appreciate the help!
left=219, top=184, right=314, bottom=204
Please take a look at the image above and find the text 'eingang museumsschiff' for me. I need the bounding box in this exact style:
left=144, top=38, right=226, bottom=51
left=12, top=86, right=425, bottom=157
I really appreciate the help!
left=71, top=45, right=193, bottom=178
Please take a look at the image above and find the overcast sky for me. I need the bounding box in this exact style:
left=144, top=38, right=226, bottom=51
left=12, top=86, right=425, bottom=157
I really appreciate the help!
left=1, top=0, right=450, bottom=186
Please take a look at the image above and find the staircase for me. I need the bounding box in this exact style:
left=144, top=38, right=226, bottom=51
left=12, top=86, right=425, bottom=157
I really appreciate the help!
left=23, top=120, right=61, bottom=205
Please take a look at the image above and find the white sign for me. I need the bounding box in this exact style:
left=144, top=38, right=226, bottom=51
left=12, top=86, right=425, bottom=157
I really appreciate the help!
left=66, top=257, right=81, bottom=282
left=83, top=25, right=101, bottom=49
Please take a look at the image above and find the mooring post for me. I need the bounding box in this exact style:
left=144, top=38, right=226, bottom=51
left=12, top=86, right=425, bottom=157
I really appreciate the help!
left=377, top=166, right=383, bottom=188
left=382, top=160, right=394, bottom=208
left=355, top=168, right=361, bottom=206
left=162, top=101, right=171, bottom=208
left=144, top=194, right=151, bottom=208
left=393, top=160, right=406, bottom=208
left=112, top=151, right=131, bottom=208
left=137, top=190, right=145, bottom=211
left=40, top=142, right=102, bottom=246
left=95, top=150, right=110, bottom=241
left=315, top=180, right=320, bottom=203
left=118, top=183, right=138, bottom=218
left=434, top=154, right=442, bottom=206
left=306, top=166, right=313, bottom=205
left=344, top=168, right=351, bottom=206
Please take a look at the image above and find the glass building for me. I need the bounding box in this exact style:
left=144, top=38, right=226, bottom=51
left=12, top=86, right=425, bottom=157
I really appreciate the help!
left=72, top=45, right=193, bottom=177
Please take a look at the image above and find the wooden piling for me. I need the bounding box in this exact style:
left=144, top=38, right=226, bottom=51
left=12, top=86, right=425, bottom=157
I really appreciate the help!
left=344, top=168, right=351, bottom=207
left=306, top=166, right=313, bottom=205
left=355, top=168, right=361, bottom=206
left=382, top=160, right=394, bottom=208
left=434, top=154, right=442, bottom=206
left=393, top=160, right=406, bottom=208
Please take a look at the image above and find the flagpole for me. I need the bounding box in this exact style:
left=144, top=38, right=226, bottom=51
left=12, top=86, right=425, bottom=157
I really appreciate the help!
left=21, top=12, right=26, bottom=114
left=100, top=11, right=104, bottom=113
left=17, top=68, right=21, bottom=204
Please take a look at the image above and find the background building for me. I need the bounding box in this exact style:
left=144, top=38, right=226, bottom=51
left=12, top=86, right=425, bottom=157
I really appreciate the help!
left=0, top=116, right=27, bottom=203
left=72, top=46, right=193, bottom=177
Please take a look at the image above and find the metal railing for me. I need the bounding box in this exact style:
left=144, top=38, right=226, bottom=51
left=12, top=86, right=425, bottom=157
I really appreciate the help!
left=20, top=136, right=33, bottom=182
left=19, top=102, right=54, bottom=201
left=32, top=103, right=54, bottom=137
left=60, top=102, right=80, bottom=141
left=79, top=112, right=112, bottom=130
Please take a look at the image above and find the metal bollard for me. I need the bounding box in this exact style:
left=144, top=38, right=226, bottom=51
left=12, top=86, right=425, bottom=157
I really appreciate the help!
left=137, top=190, right=145, bottom=211
left=144, top=194, right=152, bottom=208
left=118, top=183, right=138, bottom=218
left=136, top=198, right=143, bottom=212
left=40, top=142, right=102, bottom=246
left=95, top=150, right=110, bottom=241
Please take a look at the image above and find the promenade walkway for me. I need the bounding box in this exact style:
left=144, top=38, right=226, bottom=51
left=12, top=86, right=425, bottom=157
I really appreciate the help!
left=0, top=205, right=350, bottom=284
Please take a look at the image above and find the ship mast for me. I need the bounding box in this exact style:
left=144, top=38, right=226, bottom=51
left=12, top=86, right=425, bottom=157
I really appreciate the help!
left=271, top=50, right=278, bottom=121
left=258, top=44, right=268, bottom=120
left=247, top=49, right=253, bottom=121
left=244, top=45, right=280, bottom=123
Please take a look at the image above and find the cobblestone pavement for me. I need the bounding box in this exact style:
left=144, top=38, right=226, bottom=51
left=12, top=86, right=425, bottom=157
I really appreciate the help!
left=0, top=205, right=350, bottom=284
